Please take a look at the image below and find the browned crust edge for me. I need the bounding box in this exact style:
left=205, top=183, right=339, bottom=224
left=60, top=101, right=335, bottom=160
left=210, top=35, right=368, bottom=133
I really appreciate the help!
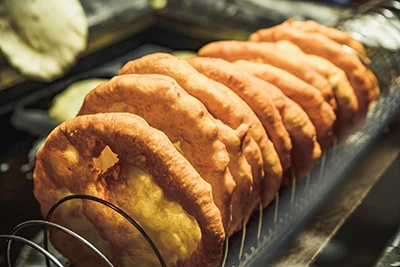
left=33, top=113, right=225, bottom=267
left=77, top=74, right=235, bottom=232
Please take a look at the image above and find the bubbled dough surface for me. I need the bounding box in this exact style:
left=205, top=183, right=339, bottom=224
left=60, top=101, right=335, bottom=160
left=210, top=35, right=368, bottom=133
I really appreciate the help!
left=33, top=113, right=225, bottom=267
left=78, top=74, right=234, bottom=232
left=53, top=139, right=201, bottom=267
left=108, top=164, right=202, bottom=266
left=119, top=53, right=283, bottom=208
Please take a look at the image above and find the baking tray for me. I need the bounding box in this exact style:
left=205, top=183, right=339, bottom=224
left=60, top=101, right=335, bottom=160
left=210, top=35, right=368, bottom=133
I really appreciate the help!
left=3, top=5, right=400, bottom=267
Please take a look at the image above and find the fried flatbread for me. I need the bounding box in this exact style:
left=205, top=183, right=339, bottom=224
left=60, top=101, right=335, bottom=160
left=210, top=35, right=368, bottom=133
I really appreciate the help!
left=119, top=53, right=282, bottom=209
left=234, top=60, right=335, bottom=149
left=286, top=19, right=367, bottom=56
left=186, top=57, right=292, bottom=172
left=249, top=24, right=378, bottom=113
left=197, top=40, right=337, bottom=110
left=274, top=40, right=359, bottom=131
left=251, top=76, right=321, bottom=183
left=78, top=74, right=237, bottom=232
left=234, top=60, right=321, bottom=183
left=215, top=121, right=254, bottom=234
left=34, top=113, right=224, bottom=267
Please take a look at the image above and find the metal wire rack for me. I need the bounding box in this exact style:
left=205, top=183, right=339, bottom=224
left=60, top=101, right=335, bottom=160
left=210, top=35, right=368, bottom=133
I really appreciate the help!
left=1, top=1, right=400, bottom=267
left=1, top=195, right=167, bottom=267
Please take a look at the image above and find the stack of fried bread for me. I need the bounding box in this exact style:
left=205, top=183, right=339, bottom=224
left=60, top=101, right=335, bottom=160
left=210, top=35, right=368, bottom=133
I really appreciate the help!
left=33, top=20, right=379, bottom=267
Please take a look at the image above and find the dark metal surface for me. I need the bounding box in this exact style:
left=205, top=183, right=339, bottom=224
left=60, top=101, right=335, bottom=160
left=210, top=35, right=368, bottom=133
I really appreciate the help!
left=156, top=0, right=286, bottom=33
left=375, top=226, right=400, bottom=267
left=275, top=126, right=400, bottom=267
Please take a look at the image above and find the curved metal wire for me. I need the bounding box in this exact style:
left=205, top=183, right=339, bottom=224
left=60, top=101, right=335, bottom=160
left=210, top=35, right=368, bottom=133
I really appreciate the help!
left=335, top=0, right=400, bottom=31
left=274, top=193, right=279, bottom=225
left=238, top=219, right=247, bottom=260
left=342, top=45, right=372, bottom=66
left=6, top=220, right=113, bottom=267
left=334, top=0, right=381, bottom=28
left=0, top=235, right=63, bottom=267
left=44, top=194, right=167, bottom=267
left=258, top=201, right=263, bottom=242
left=372, top=7, right=400, bottom=23
left=381, top=0, right=400, bottom=11
left=219, top=237, right=229, bottom=267
left=290, top=167, right=296, bottom=209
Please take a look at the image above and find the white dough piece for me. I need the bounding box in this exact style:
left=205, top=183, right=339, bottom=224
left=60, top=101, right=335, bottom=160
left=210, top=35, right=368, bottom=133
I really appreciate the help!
left=0, top=0, right=88, bottom=81
left=49, top=78, right=108, bottom=122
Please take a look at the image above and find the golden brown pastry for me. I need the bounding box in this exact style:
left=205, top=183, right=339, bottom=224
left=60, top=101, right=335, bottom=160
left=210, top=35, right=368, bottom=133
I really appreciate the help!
left=215, top=121, right=254, bottom=234
left=119, top=53, right=283, bottom=210
left=274, top=40, right=359, bottom=131
left=249, top=24, right=378, bottom=113
left=233, top=61, right=321, bottom=183
left=186, top=56, right=292, bottom=172
left=252, top=77, right=321, bottom=184
left=287, top=19, right=381, bottom=101
left=367, top=70, right=380, bottom=104
left=197, top=40, right=337, bottom=110
left=78, top=74, right=239, bottom=233
left=33, top=113, right=225, bottom=267
left=234, top=60, right=336, bottom=149
left=286, top=19, right=367, bottom=56
left=285, top=21, right=380, bottom=106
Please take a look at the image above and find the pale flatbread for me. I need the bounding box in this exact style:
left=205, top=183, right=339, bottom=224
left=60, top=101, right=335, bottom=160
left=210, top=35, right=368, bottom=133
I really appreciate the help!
left=49, top=78, right=108, bottom=122
left=0, top=0, right=88, bottom=81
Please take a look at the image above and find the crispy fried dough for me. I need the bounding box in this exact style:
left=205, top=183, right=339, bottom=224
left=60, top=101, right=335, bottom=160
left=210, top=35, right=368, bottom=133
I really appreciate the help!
left=274, top=40, right=359, bottom=131
left=197, top=41, right=337, bottom=110
left=118, top=56, right=264, bottom=221
left=307, top=55, right=360, bottom=131
left=215, top=121, right=253, bottom=234
left=119, top=53, right=283, bottom=209
left=249, top=24, right=378, bottom=113
left=233, top=61, right=321, bottom=182
left=241, top=131, right=265, bottom=216
left=33, top=113, right=225, bottom=267
left=367, top=69, right=380, bottom=103
left=250, top=76, right=321, bottom=183
left=234, top=60, right=335, bottom=149
left=286, top=19, right=367, bottom=56
left=186, top=57, right=292, bottom=172
left=78, top=74, right=236, bottom=232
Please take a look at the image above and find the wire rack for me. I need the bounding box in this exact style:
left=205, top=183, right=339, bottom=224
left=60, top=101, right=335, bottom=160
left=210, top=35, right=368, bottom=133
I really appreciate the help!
left=2, top=1, right=400, bottom=266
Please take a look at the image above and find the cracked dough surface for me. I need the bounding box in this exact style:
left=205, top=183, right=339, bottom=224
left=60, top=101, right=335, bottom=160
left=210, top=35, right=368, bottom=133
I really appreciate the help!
left=119, top=53, right=283, bottom=210
left=34, top=113, right=224, bottom=267
left=78, top=74, right=236, bottom=233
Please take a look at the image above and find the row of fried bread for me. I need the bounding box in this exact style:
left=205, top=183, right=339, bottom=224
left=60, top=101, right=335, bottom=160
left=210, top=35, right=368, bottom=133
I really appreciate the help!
left=33, top=20, right=378, bottom=267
